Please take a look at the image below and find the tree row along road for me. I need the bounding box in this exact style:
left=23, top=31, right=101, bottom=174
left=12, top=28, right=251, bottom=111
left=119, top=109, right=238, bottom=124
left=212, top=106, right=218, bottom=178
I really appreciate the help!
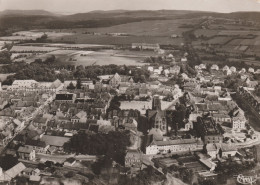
left=232, top=93, right=260, bottom=132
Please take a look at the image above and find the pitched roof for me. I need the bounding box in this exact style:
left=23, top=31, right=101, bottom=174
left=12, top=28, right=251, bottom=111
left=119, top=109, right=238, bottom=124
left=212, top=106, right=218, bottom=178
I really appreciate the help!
left=56, top=94, right=74, bottom=101
left=4, top=162, right=26, bottom=180
left=206, top=143, right=218, bottom=152
left=18, top=146, right=34, bottom=153
left=12, top=80, right=38, bottom=86
left=13, top=119, right=22, bottom=126
left=25, top=139, right=46, bottom=148
left=147, top=110, right=166, bottom=120
left=126, top=149, right=141, bottom=159
left=151, top=138, right=198, bottom=146
left=211, top=113, right=230, bottom=118
left=148, top=128, right=163, bottom=141
left=219, top=143, right=237, bottom=152
left=75, top=111, right=87, bottom=119
left=29, top=175, right=41, bottom=182
left=50, top=79, right=62, bottom=89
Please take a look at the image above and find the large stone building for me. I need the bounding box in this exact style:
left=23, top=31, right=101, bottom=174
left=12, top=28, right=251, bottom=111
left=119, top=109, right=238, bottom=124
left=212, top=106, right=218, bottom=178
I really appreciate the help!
left=98, top=73, right=134, bottom=87
left=194, top=116, right=223, bottom=144
left=55, top=93, right=76, bottom=103
left=18, top=146, right=36, bottom=161
left=146, top=96, right=167, bottom=135
left=108, top=109, right=140, bottom=127
left=125, top=150, right=142, bottom=169
left=132, top=43, right=160, bottom=50
left=145, top=138, right=203, bottom=155
left=12, top=80, right=38, bottom=90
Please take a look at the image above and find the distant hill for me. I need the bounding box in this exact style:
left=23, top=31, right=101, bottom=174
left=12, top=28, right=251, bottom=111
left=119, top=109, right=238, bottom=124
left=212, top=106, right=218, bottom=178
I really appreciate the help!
left=88, top=10, right=129, bottom=14
left=64, top=10, right=205, bottom=21
left=0, top=9, right=58, bottom=17
left=0, top=9, right=260, bottom=31
left=227, top=11, right=260, bottom=21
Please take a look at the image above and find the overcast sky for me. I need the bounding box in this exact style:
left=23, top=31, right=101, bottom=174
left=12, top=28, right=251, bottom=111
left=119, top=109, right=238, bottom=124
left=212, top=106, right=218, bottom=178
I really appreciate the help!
left=0, top=0, right=260, bottom=13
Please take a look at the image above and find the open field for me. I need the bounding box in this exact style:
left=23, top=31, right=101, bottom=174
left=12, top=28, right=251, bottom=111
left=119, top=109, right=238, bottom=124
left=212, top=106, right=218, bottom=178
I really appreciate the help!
left=17, top=43, right=115, bottom=50
left=194, top=29, right=220, bottom=37
left=218, top=30, right=260, bottom=36
left=11, top=45, right=59, bottom=52
left=0, top=30, right=74, bottom=41
left=85, top=19, right=192, bottom=36
left=0, top=41, right=6, bottom=48
left=209, top=24, right=260, bottom=31
left=0, top=18, right=196, bottom=45
left=43, top=19, right=199, bottom=37
left=0, top=41, right=16, bottom=48
left=0, top=73, right=15, bottom=81
left=53, top=34, right=184, bottom=45
left=64, top=49, right=151, bottom=66
left=41, top=43, right=114, bottom=49
left=226, top=37, right=260, bottom=46
left=11, top=53, right=32, bottom=62
left=46, top=19, right=196, bottom=45
left=203, top=36, right=233, bottom=45
left=70, top=52, right=146, bottom=66
left=195, top=28, right=260, bottom=38
left=24, top=49, right=79, bottom=63
left=25, top=49, right=151, bottom=66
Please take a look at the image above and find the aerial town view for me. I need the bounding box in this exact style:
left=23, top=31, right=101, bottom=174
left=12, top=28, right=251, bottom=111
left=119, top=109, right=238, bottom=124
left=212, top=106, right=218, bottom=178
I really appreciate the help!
left=0, top=0, right=260, bottom=184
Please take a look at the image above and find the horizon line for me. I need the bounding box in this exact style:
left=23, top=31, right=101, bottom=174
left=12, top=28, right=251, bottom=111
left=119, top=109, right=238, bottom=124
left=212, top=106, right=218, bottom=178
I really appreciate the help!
left=1, top=8, right=260, bottom=15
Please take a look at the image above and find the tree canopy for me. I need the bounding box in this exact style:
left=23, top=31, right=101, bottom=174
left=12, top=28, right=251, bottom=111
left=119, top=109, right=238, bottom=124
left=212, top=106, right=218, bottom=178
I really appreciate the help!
left=64, top=131, right=131, bottom=165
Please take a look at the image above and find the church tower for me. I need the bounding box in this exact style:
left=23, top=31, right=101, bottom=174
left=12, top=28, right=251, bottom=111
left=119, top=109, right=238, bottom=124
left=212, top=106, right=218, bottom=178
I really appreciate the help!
left=152, top=95, right=161, bottom=110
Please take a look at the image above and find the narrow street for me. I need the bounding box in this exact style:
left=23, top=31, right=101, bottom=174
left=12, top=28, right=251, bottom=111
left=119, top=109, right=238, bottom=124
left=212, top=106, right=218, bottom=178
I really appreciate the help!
left=0, top=94, right=56, bottom=156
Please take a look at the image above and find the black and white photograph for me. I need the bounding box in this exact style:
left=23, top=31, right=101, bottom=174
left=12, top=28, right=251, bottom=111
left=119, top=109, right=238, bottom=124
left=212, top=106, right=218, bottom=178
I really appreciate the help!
left=0, top=0, right=260, bottom=184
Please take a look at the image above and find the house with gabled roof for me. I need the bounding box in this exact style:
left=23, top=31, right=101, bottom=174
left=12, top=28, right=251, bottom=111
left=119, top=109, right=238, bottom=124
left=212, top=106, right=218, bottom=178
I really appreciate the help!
left=109, top=73, right=133, bottom=87
left=169, top=65, right=180, bottom=75
left=211, top=64, right=219, bottom=71
left=18, top=146, right=36, bottom=161
left=125, top=149, right=142, bottom=169
left=0, top=99, right=8, bottom=110
left=12, top=80, right=38, bottom=90
left=218, top=143, right=237, bottom=158
left=25, top=139, right=49, bottom=153
left=0, top=163, right=26, bottom=182
left=245, top=78, right=258, bottom=90
left=230, top=66, right=236, bottom=73
left=248, top=67, right=254, bottom=73
left=75, top=111, right=87, bottom=122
